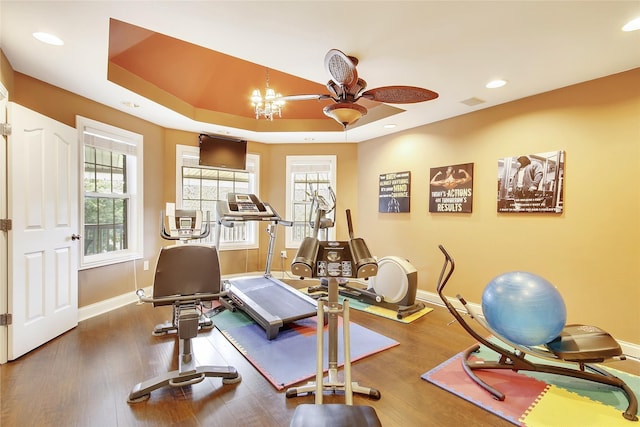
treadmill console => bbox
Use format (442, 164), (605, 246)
(224, 193), (274, 217)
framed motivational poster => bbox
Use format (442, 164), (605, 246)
(429, 163), (474, 213)
(497, 150), (564, 213)
(379, 171), (411, 213)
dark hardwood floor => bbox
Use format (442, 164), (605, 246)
(2, 282), (638, 427)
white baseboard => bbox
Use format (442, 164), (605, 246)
(78, 286), (152, 322)
(416, 290), (640, 361)
(78, 286), (639, 360)
(77, 271), (273, 321)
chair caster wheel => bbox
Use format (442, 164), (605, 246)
(369, 389), (381, 400)
(285, 389), (298, 398)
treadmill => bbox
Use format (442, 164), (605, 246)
(215, 193), (318, 340)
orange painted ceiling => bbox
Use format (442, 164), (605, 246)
(107, 18), (392, 133)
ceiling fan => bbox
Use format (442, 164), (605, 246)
(282, 49), (439, 128)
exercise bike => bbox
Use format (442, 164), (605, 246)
(128, 206), (241, 403)
(305, 186), (425, 319)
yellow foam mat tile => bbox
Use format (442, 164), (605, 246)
(520, 384), (631, 426)
(365, 304), (432, 323)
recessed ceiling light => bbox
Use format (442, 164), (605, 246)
(622, 17), (640, 32)
(383, 124), (397, 129)
(486, 79), (507, 89)
(32, 32), (64, 46)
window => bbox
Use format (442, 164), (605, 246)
(176, 145), (260, 249)
(78, 116), (143, 269)
(285, 155), (337, 248)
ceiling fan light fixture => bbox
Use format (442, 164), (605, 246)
(323, 103), (367, 128)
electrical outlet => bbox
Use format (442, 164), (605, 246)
(280, 250), (287, 259)
(143, 260), (149, 271)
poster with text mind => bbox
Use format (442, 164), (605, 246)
(429, 163), (474, 213)
(379, 171), (410, 213)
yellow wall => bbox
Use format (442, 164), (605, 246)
(1, 52), (638, 344)
(0, 50), (14, 95)
(161, 128), (358, 274)
(11, 72), (165, 306)
(357, 68), (640, 343)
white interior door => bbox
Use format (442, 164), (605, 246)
(7, 102), (79, 360)
(0, 84), (7, 363)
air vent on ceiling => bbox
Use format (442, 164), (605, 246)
(461, 97), (486, 106)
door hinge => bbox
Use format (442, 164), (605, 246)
(0, 314), (12, 326)
(0, 219), (11, 232)
(0, 122), (10, 136)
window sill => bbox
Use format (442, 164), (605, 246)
(80, 252), (143, 270)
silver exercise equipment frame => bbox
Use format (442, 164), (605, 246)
(286, 208), (381, 404)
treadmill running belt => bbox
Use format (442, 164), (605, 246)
(226, 276), (318, 339)
(233, 277), (314, 318)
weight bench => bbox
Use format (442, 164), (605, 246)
(436, 244), (638, 422)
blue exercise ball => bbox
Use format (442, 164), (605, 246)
(481, 271), (566, 346)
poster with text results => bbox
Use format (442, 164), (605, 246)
(429, 163), (474, 213)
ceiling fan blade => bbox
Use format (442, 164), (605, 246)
(278, 94), (332, 102)
(324, 49), (358, 86)
(361, 86), (439, 103)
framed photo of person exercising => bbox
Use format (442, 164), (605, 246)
(497, 150), (565, 213)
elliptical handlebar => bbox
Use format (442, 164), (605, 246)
(345, 209), (354, 239)
(436, 244), (455, 295)
(436, 245), (491, 346)
(160, 210), (211, 241)
(307, 185), (336, 235)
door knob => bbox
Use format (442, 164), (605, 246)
(71, 234), (82, 241)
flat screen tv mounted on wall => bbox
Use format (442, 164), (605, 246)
(198, 134), (247, 170)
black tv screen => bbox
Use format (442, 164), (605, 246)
(198, 134), (247, 170)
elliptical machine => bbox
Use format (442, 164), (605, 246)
(286, 208), (381, 402)
(306, 188), (425, 319)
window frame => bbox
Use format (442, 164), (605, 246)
(285, 155), (337, 248)
(175, 144), (260, 250)
(77, 116), (144, 269)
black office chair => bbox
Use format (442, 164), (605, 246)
(128, 244), (241, 403)
(290, 404), (382, 427)
(436, 244), (638, 422)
